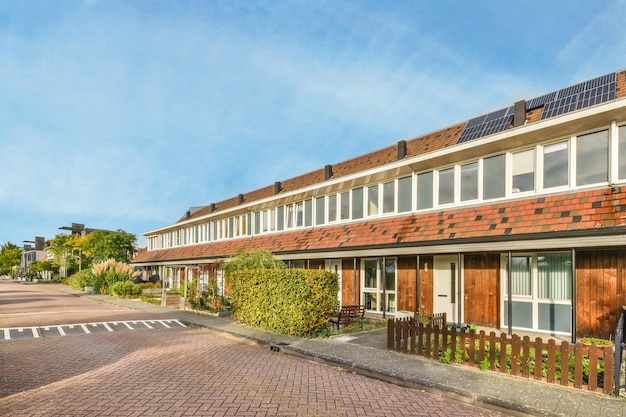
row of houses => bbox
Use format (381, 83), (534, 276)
(132, 69), (626, 341)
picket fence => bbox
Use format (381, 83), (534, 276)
(387, 318), (614, 395)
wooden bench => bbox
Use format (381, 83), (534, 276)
(329, 305), (366, 330)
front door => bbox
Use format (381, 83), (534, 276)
(434, 255), (458, 324)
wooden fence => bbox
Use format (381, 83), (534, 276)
(388, 319), (614, 395)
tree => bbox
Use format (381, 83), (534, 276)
(47, 233), (85, 275)
(82, 230), (137, 263)
(47, 229), (137, 274)
(222, 247), (286, 277)
(0, 242), (22, 267)
(0, 242), (22, 275)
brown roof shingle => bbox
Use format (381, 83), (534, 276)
(134, 186), (626, 264)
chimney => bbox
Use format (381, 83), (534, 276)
(325, 164), (333, 180)
(35, 237), (45, 251)
(514, 100), (526, 127)
(397, 140), (407, 160)
(238, 194), (244, 204)
(274, 182), (282, 195)
(185, 211), (191, 219)
(210, 203), (216, 213)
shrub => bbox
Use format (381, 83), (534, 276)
(110, 280), (142, 298)
(66, 270), (96, 291)
(229, 268), (339, 336)
(91, 259), (140, 294)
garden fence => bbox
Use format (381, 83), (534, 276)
(388, 318), (614, 395)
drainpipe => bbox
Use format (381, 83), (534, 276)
(571, 248), (576, 344)
(382, 257), (386, 320)
(457, 253), (462, 325)
(416, 255), (420, 314)
(353, 258), (357, 305)
(507, 251), (513, 336)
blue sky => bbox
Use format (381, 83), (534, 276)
(1, 0), (625, 248)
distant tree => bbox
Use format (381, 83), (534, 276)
(82, 230), (137, 263)
(47, 233), (85, 273)
(0, 242), (22, 274)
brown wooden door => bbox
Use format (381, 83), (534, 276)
(463, 254), (500, 328)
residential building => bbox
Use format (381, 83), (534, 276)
(132, 70), (626, 341)
(19, 237), (49, 279)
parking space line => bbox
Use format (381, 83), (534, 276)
(1, 319), (186, 341)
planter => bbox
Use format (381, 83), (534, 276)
(191, 309), (232, 317)
(395, 311), (414, 319)
(582, 342), (614, 353)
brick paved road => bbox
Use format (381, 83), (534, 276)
(0, 281), (506, 416)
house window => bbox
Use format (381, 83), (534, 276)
(277, 206), (284, 231)
(361, 258), (397, 313)
(382, 181), (394, 213)
(229, 218), (234, 238)
(296, 202), (303, 227)
(254, 211), (261, 235)
(262, 210), (268, 232)
(340, 191), (350, 220)
(352, 187), (363, 219)
(287, 204), (294, 228)
(304, 200), (313, 227)
(460, 162), (478, 201)
(367, 185), (379, 216)
(397, 176), (412, 212)
(503, 252), (572, 335)
(270, 208), (276, 231)
(315, 196), (325, 225)
(328, 194), (337, 222)
(543, 141), (569, 189)
(512, 149), (535, 193)
(438, 167), (454, 205)
(483, 154), (505, 200)
(619, 126), (626, 180)
(576, 129), (608, 186)
(417, 171), (433, 210)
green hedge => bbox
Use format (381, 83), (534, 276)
(229, 269), (339, 336)
(110, 280), (142, 298)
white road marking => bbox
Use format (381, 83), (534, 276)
(0, 319), (186, 341)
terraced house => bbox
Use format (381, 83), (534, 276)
(133, 69), (626, 341)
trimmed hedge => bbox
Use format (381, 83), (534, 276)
(229, 269), (339, 336)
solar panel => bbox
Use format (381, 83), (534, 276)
(456, 72), (618, 144)
(525, 92), (556, 111)
(540, 72), (616, 120)
(458, 106), (513, 143)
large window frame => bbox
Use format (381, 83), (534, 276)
(152, 124), (626, 250)
(361, 257), (397, 314)
(502, 252), (572, 335)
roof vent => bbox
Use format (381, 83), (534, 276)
(210, 203), (216, 213)
(514, 100), (526, 127)
(238, 194), (244, 204)
(325, 164), (333, 181)
(397, 140), (407, 160)
(274, 181), (282, 195)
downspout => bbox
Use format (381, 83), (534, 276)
(382, 257), (386, 320)
(458, 253), (462, 325)
(353, 258), (357, 305)
(507, 251), (513, 336)
(416, 255), (421, 314)
(571, 248), (576, 343)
